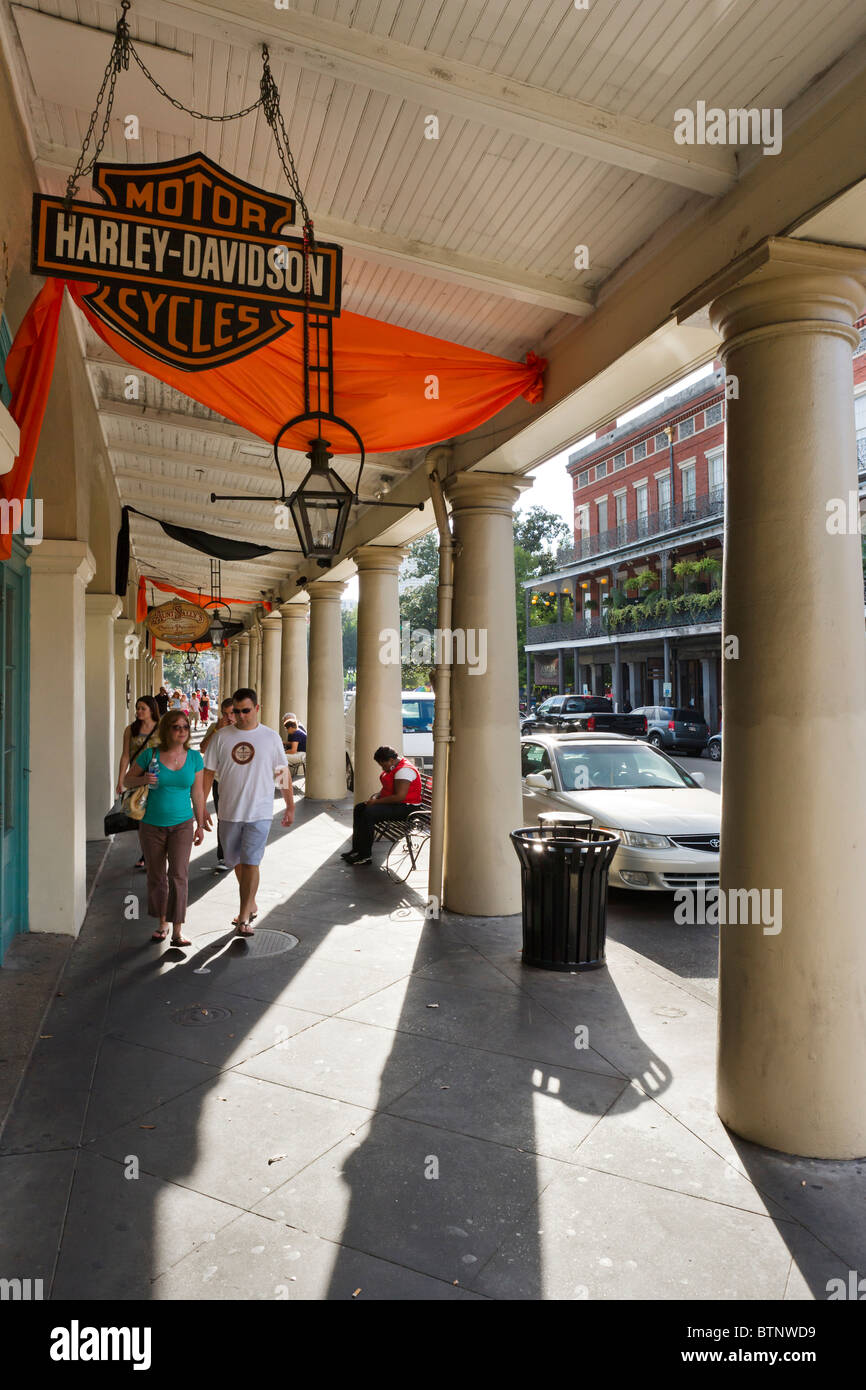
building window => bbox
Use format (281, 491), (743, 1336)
(596, 460), (607, 479)
(613, 451), (626, 470)
(577, 470), (589, 488)
(597, 497), (608, 534)
(657, 474), (671, 513)
(681, 464), (696, 506)
(615, 491), (628, 535)
(705, 402), (723, 426)
(707, 449), (724, 496)
(854, 326), (866, 357)
(633, 440), (646, 461)
(575, 504), (590, 538)
(655, 432), (668, 452)
(855, 393), (866, 436)
(679, 416), (695, 439)
(635, 483), (649, 535)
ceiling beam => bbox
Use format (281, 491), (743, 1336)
(107, 438), (414, 479)
(123, 0), (736, 195)
(95, 398), (260, 442)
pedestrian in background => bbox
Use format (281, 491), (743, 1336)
(117, 695), (160, 871)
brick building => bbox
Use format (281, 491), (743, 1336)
(524, 320), (866, 731)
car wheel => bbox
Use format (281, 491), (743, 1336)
(648, 732), (663, 748)
(346, 752), (354, 791)
(709, 740), (721, 761)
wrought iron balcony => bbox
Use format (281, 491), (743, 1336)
(527, 600), (722, 645)
(555, 488), (725, 567)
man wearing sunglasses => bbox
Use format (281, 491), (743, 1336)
(202, 686), (292, 936)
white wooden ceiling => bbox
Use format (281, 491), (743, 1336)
(4, 0), (866, 606)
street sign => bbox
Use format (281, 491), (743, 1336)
(32, 153), (342, 370)
(146, 599), (211, 644)
(663, 681), (673, 698)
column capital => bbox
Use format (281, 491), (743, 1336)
(27, 540), (95, 584)
(279, 597), (309, 618)
(351, 544), (405, 575)
(307, 580), (345, 602)
(444, 471), (531, 518)
(85, 593), (123, 620)
(676, 236), (866, 353)
(236, 632), (250, 647)
(261, 611), (282, 631)
(115, 618), (135, 639)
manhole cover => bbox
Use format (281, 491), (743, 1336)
(236, 929), (300, 958)
(172, 1004), (232, 1027)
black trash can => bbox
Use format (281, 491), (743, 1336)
(509, 825), (620, 971)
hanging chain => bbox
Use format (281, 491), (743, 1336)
(65, 0), (131, 203)
(65, 5), (313, 236)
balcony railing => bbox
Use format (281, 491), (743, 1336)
(527, 600), (722, 645)
(558, 487), (725, 567)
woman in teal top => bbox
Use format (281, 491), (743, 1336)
(125, 709), (211, 947)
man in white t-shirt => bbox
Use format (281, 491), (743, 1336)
(202, 686), (292, 935)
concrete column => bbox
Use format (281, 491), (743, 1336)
(84, 594), (123, 839)
(154, 651), (163, 693)
(625, 661), (639, 706)
(236, 632), (250, 689)
(248, 622), (261, 699)
(28, 542), (95, 935)
(557, 648), (566, 694)
(113, 619), (134, 771)
(228, 639), (239, 696)
(613, 644), (622, 711)
(353, 546), (404, 805)
(305, 581), (345, 799)
(705, 237), (866, 1156)
(260, 612), (282, 732)
(279, 599), (309, 726)
(443, 473), (528, 915)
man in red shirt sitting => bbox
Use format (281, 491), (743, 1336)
(342, 745), (422, 866)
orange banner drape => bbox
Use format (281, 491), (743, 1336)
(1, 278), (65, 561)
(64, 282), (544, 455)
(3, 277), (546, 564)
(141, 576), (265, 619)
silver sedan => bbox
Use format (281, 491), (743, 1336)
(521, 733), (720, 891)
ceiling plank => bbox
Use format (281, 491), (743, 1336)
(124, 0), (736, 194)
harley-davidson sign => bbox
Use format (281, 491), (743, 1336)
(146, 598), (212, 643)
(32, 153), (342, 369)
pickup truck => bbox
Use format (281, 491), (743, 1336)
(521, 695), (648, 738)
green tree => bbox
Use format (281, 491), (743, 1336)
(514, 505), (571, 574)
(342, 602), (357, 681)
(399, 533), (439, 684)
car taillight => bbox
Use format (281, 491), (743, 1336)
(642, 716), (648, 733)
(587, 715), (596, 730)
(668, 720), (675, 730)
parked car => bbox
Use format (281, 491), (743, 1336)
(632, 705), (708, 754)
(345, 690), (435, 791)
(521, 694), (647, 738)
(520, 732), (720, 891)
(707, 732), (721, 761)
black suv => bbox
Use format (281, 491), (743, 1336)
(632, 705), (708, 753)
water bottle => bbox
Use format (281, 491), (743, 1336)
(149, 752), (159, 784)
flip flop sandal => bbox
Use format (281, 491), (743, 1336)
(235, 921), (255, 937)
(231, 912), (258, 926)
(151, 927), (169, 941)
(171, 935), (191, 947)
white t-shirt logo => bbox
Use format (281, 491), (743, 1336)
(231, 741), (255, 765)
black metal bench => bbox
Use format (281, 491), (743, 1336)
(372, 776), (433, 882)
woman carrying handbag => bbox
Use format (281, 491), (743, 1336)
(125, 709), (210, 948)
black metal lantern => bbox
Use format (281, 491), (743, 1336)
(288, 436), (353, 561)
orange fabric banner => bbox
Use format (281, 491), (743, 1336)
(65, 281), (545, 455)
(143, 577), (263, 610)
(1, 278), (65, 561)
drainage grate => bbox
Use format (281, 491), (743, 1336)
(171, 1004), (233, 1027)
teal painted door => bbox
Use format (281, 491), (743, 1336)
(0, 539), (30, 961)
